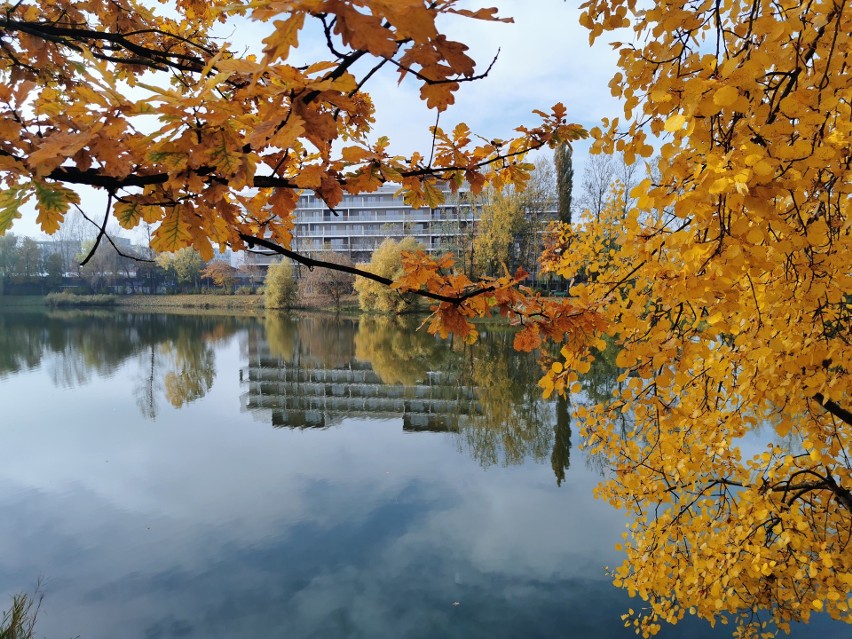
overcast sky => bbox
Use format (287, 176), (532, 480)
(11, 1), (623, 241)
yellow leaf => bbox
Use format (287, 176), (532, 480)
(420, 82), (458, 111)
(422, 180), (445, 208)
(713, 85), (739, 107)
(263, 13), (305, 61)
(664, 113), (686, 132)
(34, 181), (80, 234)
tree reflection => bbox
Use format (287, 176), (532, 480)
(455, 328), (554, 468)
(161, 331), (216, 409)
(354, 316), (447, 385)
(0, 312), (47, 377)
(135, 343), (162, 420)
(0, 310), (244, 419)
(244, 314), (587, 484)
(2, 308), (622, 483)
(264, 313), (298, 361)
(551, 395), (572, 486)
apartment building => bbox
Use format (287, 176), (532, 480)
(242, 182), (560, 284)
(244, 183), (476, 268)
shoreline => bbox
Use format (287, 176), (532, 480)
(0, 293), (361, 314)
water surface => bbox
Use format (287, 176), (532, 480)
(0, 310), (844, 638)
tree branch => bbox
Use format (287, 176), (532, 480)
(239, 233), (496, 306)
(79, 192), (112, 266)
(813, 393), (852, 426)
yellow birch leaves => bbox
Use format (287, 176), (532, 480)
(567, 0), (851, 635)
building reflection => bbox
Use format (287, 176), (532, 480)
(240, 318), (482, 431)
(241, 315), (571, 483)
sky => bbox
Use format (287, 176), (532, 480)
(10, 1), (624, 242)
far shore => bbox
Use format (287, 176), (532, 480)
(0, 293), (360, 314)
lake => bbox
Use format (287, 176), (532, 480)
(0, 310), (845, 638)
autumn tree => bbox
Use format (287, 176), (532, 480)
(472, 185), (524, 276)
(1, 1), (848, 636)
(535, 2), (852, 636)
(0, 233), (16, 293)
(43, 251), (64, 290)
(554, 143), (574, 224)
(302, 251), (355, 311)
(201, 260), (237, 292)
(264, 260), (298, 309)
(355, 237), (424, 314)
(13, 236), (40, 285)
(156, 247), (204, 292)
(473, 158), (556, 278)
(0, 0), (578, 289)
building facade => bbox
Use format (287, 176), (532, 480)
(242, 183), (559, 284)
(245, 183), (476, 268)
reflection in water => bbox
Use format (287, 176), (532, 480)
(0, 308), (579, 480)
(458, 328), (554, 468)
(0, 311), (242, 419)
(244, 314), (573, 482)
(244, 314), (478, 432)
(354, 316), (448, 385)
(552, 396), (572, 486)
(3, 313), (843, 639)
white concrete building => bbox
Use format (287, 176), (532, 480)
(245, 183), (476, 268)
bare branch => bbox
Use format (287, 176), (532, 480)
(239, 233), (496, 306)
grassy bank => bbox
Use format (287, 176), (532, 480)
(3, 292), (360, 313)
(117, 293), (266, 310)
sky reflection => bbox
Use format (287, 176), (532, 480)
(0, 312), (845, 638)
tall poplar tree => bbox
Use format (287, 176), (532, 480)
(554, 143), (574, 224)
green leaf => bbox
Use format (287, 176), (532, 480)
(34, 181), (80, 234)
(0, 186), (30, 234)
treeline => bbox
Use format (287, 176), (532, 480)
(0, 233), (251, 296)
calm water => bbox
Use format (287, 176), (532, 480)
(0, 310), (844, 638)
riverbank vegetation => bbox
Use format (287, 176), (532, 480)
(45, 292), (116, 307)
(0, 1), (848, 637)
(0, 590), (41, 639)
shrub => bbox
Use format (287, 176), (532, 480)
(355, 237), (424, 314)
(264, 260), (298, 309)
(44, 292), (116, 307)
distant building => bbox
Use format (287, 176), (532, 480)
(36, 238), (82, 264)
(209, 248), (234, 266)
(244, 183), (477, 269)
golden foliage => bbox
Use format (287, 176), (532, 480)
(264, 260), (298, 309)
(355, 236), (424, 314)
(0, 0), (581, 259)
(537, 1), (852, 635)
